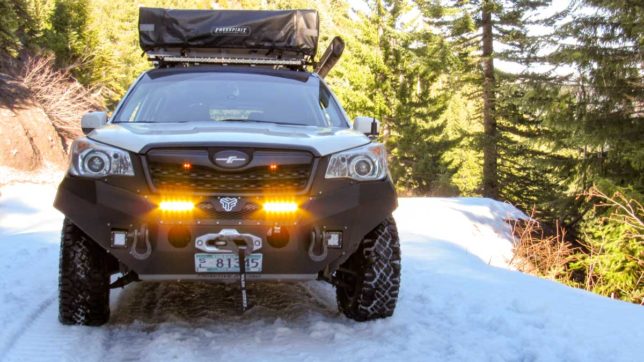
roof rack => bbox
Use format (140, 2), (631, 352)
(144, 48), (309, 69)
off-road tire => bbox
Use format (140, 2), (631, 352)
(335, 216), (401, 321)
(59, 218), (111, 326)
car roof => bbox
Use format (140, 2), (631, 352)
(145, 66), (315, 83)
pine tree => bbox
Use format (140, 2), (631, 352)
(495, 80), (578, 223)
(371, 0), (459, 195)
(0, 0), (37, 65)
(418, 0), (552, 200)
(480, 0), (498, 199)
(551, 0), (643, 194)
(46, 0), (92, 63)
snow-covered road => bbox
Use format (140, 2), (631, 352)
(0, 183), (642, 362)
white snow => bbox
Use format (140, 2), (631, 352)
(0, 183), (642, 362)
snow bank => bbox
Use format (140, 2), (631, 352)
(0, 184), (641, 362)
(395, 197), (528, 267)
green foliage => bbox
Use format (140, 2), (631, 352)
(42, 0), (99, 84)
(419, 0), (561, 201)
(495, 79), (578, 224)
(550, 0), (644, 196)
(571, 186), (644, 303)
(418, 0), (643, 303)
(46, 0), (90, 61)
(369, 0), (460, 195)
(441, 86), (482, 195)
(0, 0), (37, 61)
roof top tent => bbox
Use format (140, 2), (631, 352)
(138, 7), (343, 76)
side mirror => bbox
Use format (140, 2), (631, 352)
(353, 117), (379, 136)
(81, 111), (108, 134)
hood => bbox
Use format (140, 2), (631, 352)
(88, 122), (370, 156)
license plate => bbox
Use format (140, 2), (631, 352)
(195, 253), (263, 273)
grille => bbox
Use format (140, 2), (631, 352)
(148, 163), (312, 194)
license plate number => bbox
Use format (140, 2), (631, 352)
(195, 253), (262, 273)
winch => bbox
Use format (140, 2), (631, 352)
(195, 229), (263, 312)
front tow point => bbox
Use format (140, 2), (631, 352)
(206, 237), (252, 313)
(196, 230), (259, 313)
(238, 245), (249, 313)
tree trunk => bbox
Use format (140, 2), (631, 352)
(481, 1), (498, 199)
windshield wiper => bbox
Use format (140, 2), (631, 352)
(218, 119), (307, 126)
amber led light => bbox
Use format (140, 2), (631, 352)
(263, 201), (298, 213)
(159, 201), (194, 212)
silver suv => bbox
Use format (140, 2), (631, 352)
(54, 7), (401, 325)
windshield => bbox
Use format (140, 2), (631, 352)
(112, 70), (349, 128)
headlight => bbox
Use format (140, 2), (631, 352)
(325, 143), (387, 181)
(69, 138), (134, 177)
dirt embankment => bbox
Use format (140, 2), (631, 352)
(0, 73), (67, 172)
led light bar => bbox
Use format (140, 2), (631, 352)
(153, 56), (305, 66)
(159, 201), (194, 212)
(263, 202), (298, 213)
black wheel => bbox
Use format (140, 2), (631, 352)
(58, 218), (112, 326)
(334, 216), (401, 321)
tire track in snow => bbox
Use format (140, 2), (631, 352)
(97, 283), (164, 362)
(86, 281), (341, 362)
(2, 296), (107, 362)
(0, 294), (56, 360)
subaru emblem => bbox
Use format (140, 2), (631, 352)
(213, 150), (250, 168)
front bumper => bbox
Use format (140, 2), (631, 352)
(54, 175), (397, 281)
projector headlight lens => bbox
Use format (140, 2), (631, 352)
(352, 157), (373, 177)
(69, 138), (134, 178)
(84, 151), (110, 174)
(325, 143), (387, 181)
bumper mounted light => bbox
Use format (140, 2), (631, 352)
(159, 201), (194, 212)
(263, 201), (298, 213)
